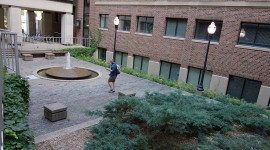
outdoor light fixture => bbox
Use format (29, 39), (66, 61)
(240, 29), (246, 38)
(75, 19), (80, 28)
(197, 22), (216, 92)
(113, 16), (119, 61)
(114, 16), (120, 26)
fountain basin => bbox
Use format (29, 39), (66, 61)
(46, 67), (92, 79)
(36, 67), (100, 81)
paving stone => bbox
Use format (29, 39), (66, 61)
(19, 56), (177, 138)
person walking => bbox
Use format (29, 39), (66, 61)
(106, 59), (118, 93)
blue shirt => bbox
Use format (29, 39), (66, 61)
(110, 63), (118, 77)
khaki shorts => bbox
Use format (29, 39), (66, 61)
(108, 76), (117, 82)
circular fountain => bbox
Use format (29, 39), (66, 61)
(35, 52), (100, 81)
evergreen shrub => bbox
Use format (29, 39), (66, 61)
(85, 92), (270, 149)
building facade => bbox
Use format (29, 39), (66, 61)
(73, 0), (270, 106)
(0, 0), (74, 44)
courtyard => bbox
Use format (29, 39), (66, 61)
(19, 55), (179, 146)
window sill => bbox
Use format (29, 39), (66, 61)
(117, 30), (131, 34)
(163, 36), (185, 41)
(99, 28), (108, 31)
(135, 32), (152, 37)
(192, 39), (219, 45)
(235, 45), (270, 52)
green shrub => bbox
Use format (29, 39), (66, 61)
(66, 47), (95, 58)
(85, 92), (270, 149)
(199, 133), (270, 150)
(3, 74), (34, 150)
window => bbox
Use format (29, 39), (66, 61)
(83, 0), (90, 38)
(115, 51), (128, 67)
(165, 18), (187, 38)
(238, 23), (270, 48)
(118, 15), (131, 31)
(137, 16), (154, 34)
(100, 14), (108, 29)
(194, 20), (223, 42)
(98, 47), (106, 61)
(187, 67), (212, 89)
(226, 75), (262, 103)
(160, 61), (180, 81)
(133, 55), (149, 73)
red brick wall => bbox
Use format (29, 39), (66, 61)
(85, 0), (270, 86)
(74, 0), (84, 38)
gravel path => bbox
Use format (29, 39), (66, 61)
(33, 127), (91, 150)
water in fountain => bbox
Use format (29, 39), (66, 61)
(65, 52), (72, 69)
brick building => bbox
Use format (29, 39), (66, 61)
(73, 0), (270, 106)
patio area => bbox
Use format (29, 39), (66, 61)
(19, 56), (178, 144)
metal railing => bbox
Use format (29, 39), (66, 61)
(0, 30), (20, 150)
(21, 35), (91, 47)
(1, 31), (20, 75)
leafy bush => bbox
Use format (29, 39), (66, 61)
(202, 89), (247, 106)
(85, 92), (270, 149)
(66, 47), (95, 58)
(3, 74), (34, 150)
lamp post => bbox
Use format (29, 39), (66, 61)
(197, 22), (216, 92)
(113, 16), (119, 61)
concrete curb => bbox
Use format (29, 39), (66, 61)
(34, 117), (102, 144)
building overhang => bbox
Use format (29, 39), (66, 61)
(95, 1), (270, 8)
(0, 0), (73, 13)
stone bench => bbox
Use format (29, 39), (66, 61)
(118, 90), (136, 98)
(44, 102), (67, 122)
(22, 54), (33, 61)
(45, 53), (55, 60)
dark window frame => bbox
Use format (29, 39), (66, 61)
(159, 61), (181, 81)
(115, 51), (128, 66)
(238, 22), (270, 48)
(100, 14), (109, 29)
(83, 0), (90, 38)
(194, 20), (223, 42)
(117, 15), (131, 31)
(186, 66), (213, 86)
(165, 18), (187, 38)
(137, 16), (154, 34)
(226, 75), (262, 103)
(133, 55), (149, 73)
(98, 47), (107, 61)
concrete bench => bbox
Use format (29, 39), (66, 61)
(118, 90), (136, 98)
(22, 54), (33, 61)
(45, 53), (55, 60)
(44, 102), (67, 122)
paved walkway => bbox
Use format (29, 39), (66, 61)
(19, 56), (178, 143)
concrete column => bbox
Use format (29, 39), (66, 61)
(148, 60), (160, 76)
(93, 49), (98, 59)
(106, 51), (113, 63)
(178, 67), (188, 83)
(127, 55), (134, 69)
(27, 10), (36, 35)
(61, 13), (73, 45)
(0, 7), (4, 29)
(8, 7), (22, 37)
(209, 75), (229, 94)
(257, 86), (270, 106)
(42, 12), (53, 36)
